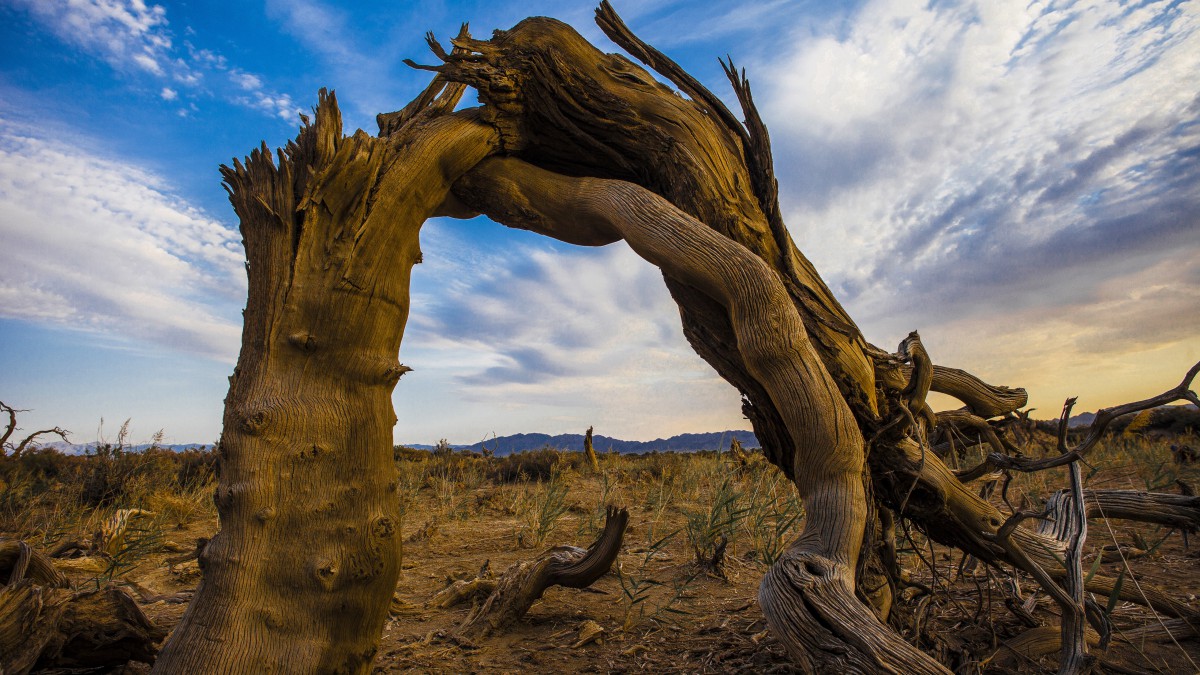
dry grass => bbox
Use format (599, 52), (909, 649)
(2, 431), (1197, 673)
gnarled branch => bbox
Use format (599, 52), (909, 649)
(459, 506), (628, 638)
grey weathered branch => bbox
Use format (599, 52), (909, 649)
(1039, 489), (1200, 535)
(1058, 399), (1091, 674)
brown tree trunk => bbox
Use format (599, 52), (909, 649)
(152, 91), (497, 672)
(454, 155), (945, 672)
(422, 7), (1199, 670)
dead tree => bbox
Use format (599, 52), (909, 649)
(0, 401), (69, 459)
(459, 506), (628, 637)
(0, 541), (164, 673)
(418, 7), (1200, 671)
(152, 6), (1200, 673)
(583, 425), (600, 472)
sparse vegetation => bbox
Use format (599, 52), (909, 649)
(1, 419), (1197, 672)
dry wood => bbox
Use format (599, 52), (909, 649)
(459, 506), (629, 638)
(149, 4), (1200, 671)
(584, 425), (600, 472)
(151, 88), (500, 673)
(1039, 490), (1200, 535)
(0, 540), (163, 674)
(1059, 422), (1091, 674)
(0, 403), (70, 459)
(453, 154), (946, 671)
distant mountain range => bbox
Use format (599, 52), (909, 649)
(32, 403), (1194, 457)
(403, 430), (760, 456)
(38, 431), (759, 457)
(1067, 412), (1096, 428)
(42, 442), (212, 455)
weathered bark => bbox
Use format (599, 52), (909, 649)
(453, 156), (944, 672)
(459, 506), (628, 638)
(1040, 489), (1200, 535)
(424, 9), (1198, 670)
(0, 541), (163, 673)
(152, 90), (498, 672)
(584, 425), (600, 472)
(1058, 455), (1091, 674)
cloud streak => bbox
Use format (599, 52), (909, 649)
(394, 225), (746, 442)
(9, 0), (302, 122)
(0, 119), (244, 361)
(754, 0), (1200, 407)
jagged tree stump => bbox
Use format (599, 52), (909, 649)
(153, 82), (500, 672)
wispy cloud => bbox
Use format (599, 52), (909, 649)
(394, 225), (747, 441)
(11, 0), (171, 74)
(754, 0), (1200, 407)
(0, 118), (244, 361)
(9, 0), (302, 121)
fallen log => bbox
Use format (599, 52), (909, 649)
(459, 506), (628, 638)
(0, 540), (165, 674)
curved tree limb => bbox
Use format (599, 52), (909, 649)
(0, 401), (19, 452)
(875, 361), (1029, 419)
(459, 506), (628, 638)
(454, 156), (946, 673)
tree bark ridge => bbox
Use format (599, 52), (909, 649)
(153, 92), (498, 674)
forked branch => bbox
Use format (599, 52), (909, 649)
(968, 359), (1200, 474)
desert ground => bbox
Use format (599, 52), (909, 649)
(2, 424), (1198, 673)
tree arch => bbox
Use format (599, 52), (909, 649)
(152, 6), (1200, 673)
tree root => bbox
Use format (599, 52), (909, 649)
(760, 546), (950, 674)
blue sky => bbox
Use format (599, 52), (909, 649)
(1, 0), (1197, 447)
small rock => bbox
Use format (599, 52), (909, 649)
(573, 619), (605, 648)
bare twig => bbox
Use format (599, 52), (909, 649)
(960, 360), (1200, 475)
(1058, 399), (1091, 674)
(11, 426), (70, 458)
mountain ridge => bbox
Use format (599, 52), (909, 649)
(403, 430), (760, 456)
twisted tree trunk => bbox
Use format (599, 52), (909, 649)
(152, 91), (498, 672)
(421, 7), (1199, 671)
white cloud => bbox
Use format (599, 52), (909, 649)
(11, 0), (300, 123)
(754, 0), (1200, 407)
(230, 70), (263, 91)
(0, 118), (244, 361)
(394, 225), (747, 442)
(12, 0), (171, 75)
